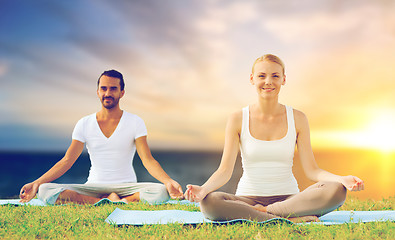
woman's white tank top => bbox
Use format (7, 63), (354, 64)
(235, 105), (300, 196)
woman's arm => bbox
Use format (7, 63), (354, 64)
(185, 111), (242, 202)
(295, 110), (364, 191)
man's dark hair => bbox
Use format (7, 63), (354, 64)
(97, 70), (125, 91)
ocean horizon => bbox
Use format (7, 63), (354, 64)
(0, 149), (393, 200)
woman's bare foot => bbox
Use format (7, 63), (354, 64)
(288, 215), (320, 223)
(252, 204), (267, 212)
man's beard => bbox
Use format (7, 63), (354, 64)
(101, 96), (119, 109)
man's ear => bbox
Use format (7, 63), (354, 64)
(120, 90), (125, 98)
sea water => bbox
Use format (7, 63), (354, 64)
(0, 150), (393, 199)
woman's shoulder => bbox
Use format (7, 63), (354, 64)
(228, 108), (244, 123)
(226, 109), (243, 132)
(290, 107), (309, 130)
(290, 107), (307, 119)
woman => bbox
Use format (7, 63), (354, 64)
(185, 54), (364, 222)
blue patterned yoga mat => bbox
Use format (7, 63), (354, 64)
(0, 198), (198, 206)
(105, 208), (395, 226)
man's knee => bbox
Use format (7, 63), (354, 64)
(37, 183), (65, 205)
(140, 183), (169, 204)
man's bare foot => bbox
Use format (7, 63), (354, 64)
(252, 204), (267, 212)
(288, 215), (320, 223)
(121, 192), (140, 204)
(106, 192), (121, 202)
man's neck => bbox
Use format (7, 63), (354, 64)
(97, 107), (123, 120)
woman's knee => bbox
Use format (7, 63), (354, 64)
(200, 192), (230, 220)
(201, 192), (227, 208)
(317, 181), (347, 207)
(328, 182), (347, 203)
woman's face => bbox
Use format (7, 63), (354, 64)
(250, 60), (286, 99)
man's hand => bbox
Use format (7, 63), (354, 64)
(19, 182), (39, 203)
(184, 184), (208, 203)
(165, 179), (184, 199)
(340, 175), (364, 191)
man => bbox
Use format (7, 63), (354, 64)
(20, 70), (183, 205)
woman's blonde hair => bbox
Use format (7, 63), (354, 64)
(251, 54), (285, 74)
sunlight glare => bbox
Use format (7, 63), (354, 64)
(353, 110), (395, 153)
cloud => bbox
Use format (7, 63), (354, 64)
(1, 0), (394, 151)
(0, 60), (8, 77)
(262, 2), (395, 45)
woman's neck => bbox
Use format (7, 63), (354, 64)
(255, 98), (282, 116)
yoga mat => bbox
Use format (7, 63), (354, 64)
(0, 198), (198, 207)
(105, 209), (395, 226)
(0, 198), (124, 206)
(0, 199), (48, 206)
(105, 208), (292, 225)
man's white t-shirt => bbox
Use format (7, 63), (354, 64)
(72, 111), (147, 184)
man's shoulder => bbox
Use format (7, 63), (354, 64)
(79, 112), (96, 121)
(122, 111), (144, 122)
(75, 113), (96, 126)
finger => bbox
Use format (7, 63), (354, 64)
(189, 191), (194, 202)
(359, 183), (365, 191)
(354, 176), (363, 183)
(184, 191), (189, 200)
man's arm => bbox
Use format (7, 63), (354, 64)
(19, 140), (84, 202)
(135, 136), (183, 199)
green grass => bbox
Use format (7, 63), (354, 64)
(0, 196), (394, 239)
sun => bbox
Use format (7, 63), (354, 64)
(352, 110), (395, 153)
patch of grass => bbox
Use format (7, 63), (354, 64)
(0, 196), (393, 239)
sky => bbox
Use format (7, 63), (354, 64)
(1, 0), (395, 152)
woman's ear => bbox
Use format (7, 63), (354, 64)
(282, 75), (286, 85)
(250, 73), (254, 85)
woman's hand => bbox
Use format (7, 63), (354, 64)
(19, 182), (39, 203)
(340, 175), (364, 191)
(165, 179), (184, 199)
(184, 185), (208, 202)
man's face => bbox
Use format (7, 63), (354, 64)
(97, 75), (125, 109)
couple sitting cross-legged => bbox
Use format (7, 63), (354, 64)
(20, 56), (364, 223)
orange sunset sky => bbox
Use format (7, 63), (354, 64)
(0, 0), (395, 153)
